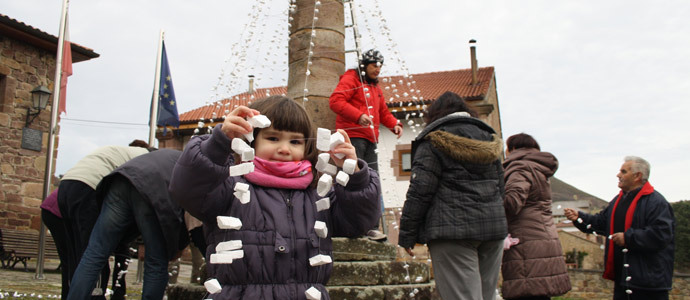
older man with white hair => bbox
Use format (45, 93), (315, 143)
(564, 156), (675, 300)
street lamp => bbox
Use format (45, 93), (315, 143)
(25, 85), (51, 127)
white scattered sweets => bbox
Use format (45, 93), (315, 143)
(229, 162), (255, 176)
(215, 240), (242, 252)
(243, 132), (254, 143)
(316, 128), (331, 151)
(309, 254), (332, 266)
(240, 148), (255, 161)
(315, 160), (328, 172)
(234, 190), (251, 204)
(210, 253), (234, 264)
(315, 154), (333, 173)
(305, 287), (321, 300)
(231, 138), (251, 153)
(335, 171), (349, 186)
(217, 216), (242, 230)
(204, 279), (222, 294)
(322, 164), (338, 176)
(557, 205), (562, 209)
(317, 174), (332, 197)
(220, 249), (244, 259)
(608, 235), (613, 239)
(415, 276), (423, 282)
(314, 221), (328, 238)
(342, 159), (357, 175)
(247, 114), (271, 128)
(329, 132), (345, 159)
(318, 153), (331, 164)
(234, 182), (250, 193)
(316, 198), (330, 212)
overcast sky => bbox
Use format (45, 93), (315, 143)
(5, 0), (689, 203)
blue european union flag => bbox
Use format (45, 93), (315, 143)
(157, 41), (180, 129)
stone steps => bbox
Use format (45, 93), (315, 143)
(331, 237), (397, 261)
(167, 237), (440, 299)
(327, 282), (438, 299)
(329, 261), (430, 286)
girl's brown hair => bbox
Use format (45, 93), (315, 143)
(248, 95), (318, 169)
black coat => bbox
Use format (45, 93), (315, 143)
(398, 112), (507, 248)
(575, 184), (675, 291)
(97, 148), (187, 260)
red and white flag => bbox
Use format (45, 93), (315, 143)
(58, 13), (72, 116)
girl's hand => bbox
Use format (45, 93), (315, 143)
(330, 129), (360, 172)
(221, 106), (260, 139)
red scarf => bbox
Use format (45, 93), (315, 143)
(602, 181), (654, 280)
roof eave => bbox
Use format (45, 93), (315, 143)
(0, 14), (99, 63)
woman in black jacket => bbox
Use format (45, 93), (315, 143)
(398, 91), (507, 300)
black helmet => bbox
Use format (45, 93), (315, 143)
(360, 49), (384, 67)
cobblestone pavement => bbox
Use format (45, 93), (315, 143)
(0, 258), (193, 299)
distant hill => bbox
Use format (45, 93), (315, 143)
(551, 177), (609, 212)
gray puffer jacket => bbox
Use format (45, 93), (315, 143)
(169, 125), (381, 300)
(399, 112), (507, 248)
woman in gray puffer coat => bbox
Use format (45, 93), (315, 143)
(398, 91), (507, 300)
(500, 133), (571, 300)
(169, 96), (381, 300)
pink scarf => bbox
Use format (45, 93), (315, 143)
(244, 157), (314, 189)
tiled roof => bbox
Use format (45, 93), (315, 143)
(0, 14), (99, 62)
(179, 67), (494, 123)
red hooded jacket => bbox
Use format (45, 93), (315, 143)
(329, 69), (400, 143)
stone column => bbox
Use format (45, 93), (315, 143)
(287, 0), (344, 130)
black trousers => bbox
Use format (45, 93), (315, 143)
(42, 209), (71, 300)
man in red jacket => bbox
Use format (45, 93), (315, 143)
(329, 49), (403, 241)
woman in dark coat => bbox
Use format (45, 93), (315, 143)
(398, 91), (507, 300)
(500, 133), (571, 299)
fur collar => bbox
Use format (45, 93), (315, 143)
(426, 131), (503, 164)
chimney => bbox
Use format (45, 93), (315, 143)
(248, 75), (255, 94)
(469, 39), (478, 85)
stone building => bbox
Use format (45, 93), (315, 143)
(0, 14), (98, 231)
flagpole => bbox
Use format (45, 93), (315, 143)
(148, 30), (164, 146)
(35, 0), (69, 280)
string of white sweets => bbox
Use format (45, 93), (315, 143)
(568, 207), (634, 295)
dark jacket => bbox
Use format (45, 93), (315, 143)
(398, 112), (507, 248)
(501, 148), (571, 298)
(169, 125), (381, 300)
(97, 148), (187, 260)
(329, 69), (400, 143)
(574, 182), (675, 291)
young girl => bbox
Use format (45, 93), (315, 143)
(170, 96), (381, 299)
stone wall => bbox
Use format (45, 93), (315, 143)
(558, 230), (605, 269)
(0, 33), (59, 231)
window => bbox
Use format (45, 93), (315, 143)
(391, 144), (411, 180)
(401, 152), (411, 173)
